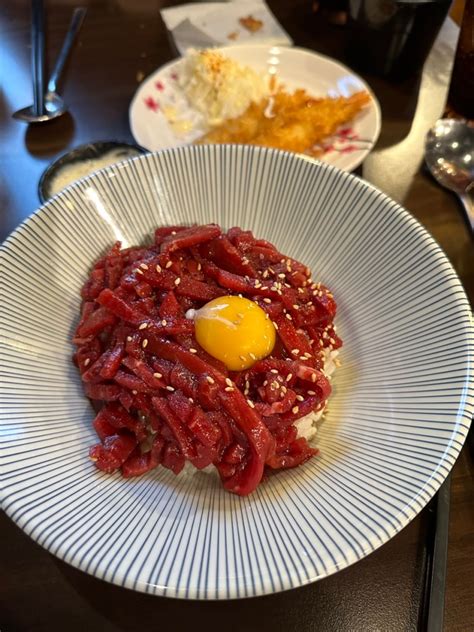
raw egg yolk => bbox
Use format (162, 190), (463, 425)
(194, 296), (276, 371)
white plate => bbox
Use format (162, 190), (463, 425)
(0, 146), (472, 600)
(129, 45), (381, 172)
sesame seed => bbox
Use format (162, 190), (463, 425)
(292, 406), (299, 414)
(293, 304), (299, 310)
(280, 258), (285, 263)
(189, 348), (197, 354)
(299, 356), (307, 361)
(291, 348), (300, 355)
(286, 313), (292, 321)
(156, 264), (162, 273)
(240, 355), (246, 361)
(132, 390), (138, 395)
(206, 376), (215, 384)
(153, 372), (162, 379)
(142, 339), (148, 348)
(161, 319), (167, 326)
(242, 257), (249, 265)
(281, 385), (287, 393)
(171, 231), (177, 235)
(277, 290), (282, 296)
(247, 399), (255, 408)
(166, 385), (175, 392)
(140, 263), (149, 270)
(174, 277), (181, 286)
(329, 338), (336, 345)
(127, 336), (133, 342)
(197, 262), (202, 271)
(270, 369), (278, 374)
(335, 359), (342, 367)
(245, 380), (250, 389)
(139, 322), (148, 330)
(268, 268), (275, 274)
(297, 287), (304, 294)
(316, 282), (321, 289)
(262, 270), (269, 278)
(278, 273), (286, 279)
(244, 389), (249, 395)
(84, 358), (90, 367)
(189, 397), (194, 403)
(311, 373), (317, 382)
(273, 321), (279, 330)
(296, 395), (304, 402)
(225, 378), (233, 387)
(238, 293), (243, 298)
(308, 390), (316, 395)
(263, 298), (271, 304)
(249, 352), (256, 360)
(254, 281), (262, 288)
(263, 380), (268, 386)
(319, 340), (324, 347)
(165, 261), (172, 269)
(225, 386), (234, 392)
(286, 373), (293, 382)
(271, 381), (279, 389)
(136, 268), (144, 275)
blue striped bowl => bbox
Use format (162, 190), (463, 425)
(1, 145), (472, 599)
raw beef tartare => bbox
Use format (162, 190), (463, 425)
(73, 224), (342, 495)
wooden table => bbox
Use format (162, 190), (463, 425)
(1, 2), (473, 631)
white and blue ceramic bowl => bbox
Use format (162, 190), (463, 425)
(0, 145), (472, 599)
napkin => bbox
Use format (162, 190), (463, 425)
(161, 0), (293, 56)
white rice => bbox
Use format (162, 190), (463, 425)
(178, 49), (269, 128)
(294, 348), (339, 442)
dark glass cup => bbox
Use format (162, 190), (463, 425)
(345, 0), (452, 79)
(447, 0), (474, 119)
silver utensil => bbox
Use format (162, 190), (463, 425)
(13, 0), (46, 120)
(13, 7), (86, 123)
(425, 119), (474, 231)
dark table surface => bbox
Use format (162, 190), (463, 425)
(1, 1), (473, 631)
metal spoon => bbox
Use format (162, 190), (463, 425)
(13, 7), (86, 123)
(425, 119), (474, 231)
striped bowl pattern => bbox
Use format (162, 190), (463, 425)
(0, 145), (472, 600)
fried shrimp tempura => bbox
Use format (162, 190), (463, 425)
(196, 89), (371, 156)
